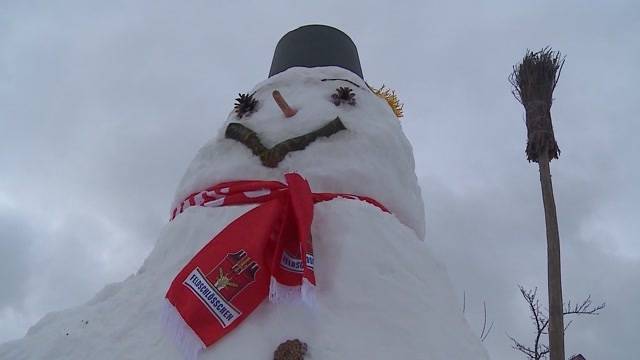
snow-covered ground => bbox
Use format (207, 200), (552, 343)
(0, 66), (489, 359)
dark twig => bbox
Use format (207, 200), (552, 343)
(224, 123), (268, 158)
(461, 291), (494, 342)
(321, 78), (362, 88)
(462, 291), (466, 314)
(480, 301), (494, 342)
(564, 296), (606, 316)
(225, 118), (347, 168)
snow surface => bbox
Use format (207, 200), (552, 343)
(0, 66), (489, 359)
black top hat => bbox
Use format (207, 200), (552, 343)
(269, 25), (364, 79)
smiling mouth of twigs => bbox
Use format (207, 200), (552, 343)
(225, 117), (347, 168)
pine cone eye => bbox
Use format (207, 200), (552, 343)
(331, 87), (356, 106)
(234, 92), (259, 118)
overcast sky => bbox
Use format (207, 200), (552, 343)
(1, 1), (638, 358)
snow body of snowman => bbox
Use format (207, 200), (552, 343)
(0, 25), (489, 360)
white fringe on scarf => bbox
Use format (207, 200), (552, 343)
(162, 298), (205, 360)
(269, 277), (316, 308)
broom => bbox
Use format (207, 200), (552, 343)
(510, 48), (566, 360)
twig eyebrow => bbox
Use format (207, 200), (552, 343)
(321, 78), (362, 88)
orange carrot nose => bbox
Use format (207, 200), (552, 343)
(272, 90), (297, 118)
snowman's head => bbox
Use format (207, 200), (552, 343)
(174, 25), (425, 239)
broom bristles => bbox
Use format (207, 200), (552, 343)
(510, 48), (565, 163)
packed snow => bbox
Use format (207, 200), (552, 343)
(0, 66), (489, 359)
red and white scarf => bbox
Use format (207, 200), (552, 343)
(163, 173), (387, 359)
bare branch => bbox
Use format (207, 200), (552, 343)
(509, 335), (539, 359)
(564, 319), (574, 332)
(510, 286), (605, 359)
(563, 295), (606, 316)
(462, 291), (466, 314)
(482, 321), (494, 343)
(480, 301), (487, 339)
(461, 291), (494, 342)
(519, 286), (542, 334)
(480, 301), (494, 342)
(540, 344), (550, 358)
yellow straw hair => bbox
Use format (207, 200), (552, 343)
(368, 84), (404, 118)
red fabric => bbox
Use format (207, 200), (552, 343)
(165, 173), (387, 347)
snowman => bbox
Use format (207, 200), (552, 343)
(0, 25), (489, 360)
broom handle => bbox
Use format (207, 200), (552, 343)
(538, 153), (565, 360)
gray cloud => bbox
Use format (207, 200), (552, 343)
(0, 209), (35, 309)
(1, 1), (638, 358)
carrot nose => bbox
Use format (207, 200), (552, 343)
(272, 90), (297, 118)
